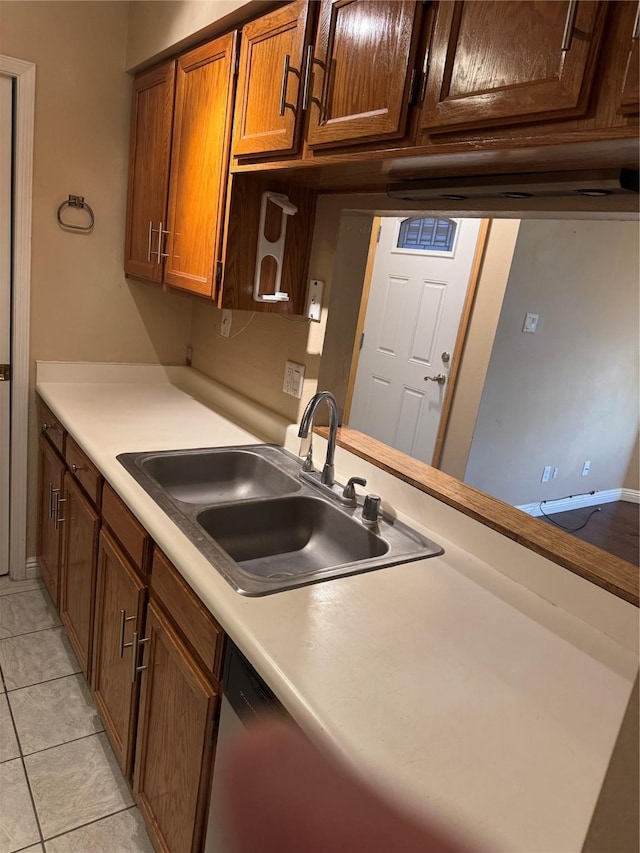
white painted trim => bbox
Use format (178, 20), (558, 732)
(517, 488), (640, 517)
(1, 56), (35, 581)
(25, 557), (41, 579)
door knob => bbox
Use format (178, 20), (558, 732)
(424, 374), (446, 385)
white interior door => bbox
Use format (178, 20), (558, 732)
(349, 216), (481, 465)
(0, 74), (12, 575)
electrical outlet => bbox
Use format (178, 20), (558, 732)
(283, 360), (305, 398)
(522, 312), (539, 334)
(581, 460), (591, 477)
(220, 310), (232, 337)
(541, 465), (552, 483)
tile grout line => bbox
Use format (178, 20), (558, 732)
(0, 622), (64, 642)
(4, 668), (83, 693)
(40, 804), (139, 845)
(16, 728), (107, 761)
(2, 669), (47, 848)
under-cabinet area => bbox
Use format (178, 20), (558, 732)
(29, 364), (639, 853)
(35, 395), (225, 853)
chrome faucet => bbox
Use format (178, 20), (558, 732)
(298, 390), (339, 486)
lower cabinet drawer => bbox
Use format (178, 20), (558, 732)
(66, 435), (102, 507)
(102, 484), (151, 577)
(151, 548), (224, 679)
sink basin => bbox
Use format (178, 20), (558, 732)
(117, 444), (443, 595)
(140, 448), (301, 505)
(197, 495), (389, 579)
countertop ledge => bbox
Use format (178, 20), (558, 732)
(35, 362), (639, 853)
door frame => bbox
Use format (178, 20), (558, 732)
(0, 55), (35, 580)
(344, 215), (489, 469)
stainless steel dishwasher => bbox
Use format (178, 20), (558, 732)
(204, 640), (281, 852)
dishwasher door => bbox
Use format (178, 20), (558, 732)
(205, 641), (280, 852)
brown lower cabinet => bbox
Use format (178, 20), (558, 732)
(92, 528), (147, 779)
(37, 433), (65, 606)
(59, 472), (100, 678)
(37, 407), (226, 852)
(134, 599), (219, 853)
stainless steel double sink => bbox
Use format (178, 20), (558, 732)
(117, 444), (443, 596)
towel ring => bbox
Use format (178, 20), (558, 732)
(57, 195), (95, 232)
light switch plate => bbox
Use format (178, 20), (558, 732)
(283, 360), (305, 398)
(221, 309), (232, 337)
(522, 312), (539, 334)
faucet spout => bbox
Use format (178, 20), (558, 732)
(298, 391), (339, 486)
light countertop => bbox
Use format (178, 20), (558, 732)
(36, 362), (639, 853)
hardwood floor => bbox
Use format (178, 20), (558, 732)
(541, 501), (639, 566)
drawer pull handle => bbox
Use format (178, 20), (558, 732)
(71, 463), (86, 474)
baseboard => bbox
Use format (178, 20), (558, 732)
(517, 488), (640, 517)
(25, 557), (41, 579)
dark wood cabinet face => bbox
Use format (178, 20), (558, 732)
(60, 473), (99, 678)
(306, 0), (421, 147)
(124, 61), (175, 283)
(420, 1), (607, 133)
(233, 0), (312, 157)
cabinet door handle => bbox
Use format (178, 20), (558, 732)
(279, 54), (291, 116)
(157, 221), (169, 261)
(562, 0), (579, 51)
(301, 44), (314, 111)
(118, 609), (137, 658)
(50, 487), (61, 520)
(54, 493), (66, 528)
(131, 631), (150, 683)
(71, 463), (86, 474)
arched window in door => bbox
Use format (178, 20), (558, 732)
(395, 216), (458, 254)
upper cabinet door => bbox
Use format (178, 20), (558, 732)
(233, 0), (313, 158)
(164, 33), (237, 297)
(124, 61), (175, 283)
(306, 0), (422, 148)
(420, 1), (607, 133)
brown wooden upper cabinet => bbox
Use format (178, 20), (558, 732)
(124, 34), (237, 298)
(420, 1), (608, 133)
(164, 34), (237, 296)
(232, 0), (313, 158)
(124, 61), (175, 284)
(306, 0), (423, 148)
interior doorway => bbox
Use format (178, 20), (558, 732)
(346, 215), (487, 467)
(0, 73), (12, 575)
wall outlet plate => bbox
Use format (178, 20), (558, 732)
(541, 465), (552, 483)
(283, 360), (305, 398)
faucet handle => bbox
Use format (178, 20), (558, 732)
(362, 494), (381, 524)
(342, 476), (367, 502)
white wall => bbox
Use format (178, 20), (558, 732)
(2, 1), (192, 555)
(465, 220), (639, 506)
(126, 0), (262, 70)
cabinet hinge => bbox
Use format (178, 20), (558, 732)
(215, 261), (223, 288)
(210, 717), (218, 747)
(376, 225), (382, 243)
(359, 331), (365, 351)
(234, 48), (240, 77)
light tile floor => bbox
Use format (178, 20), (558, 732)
(0, 576), (154, 853)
